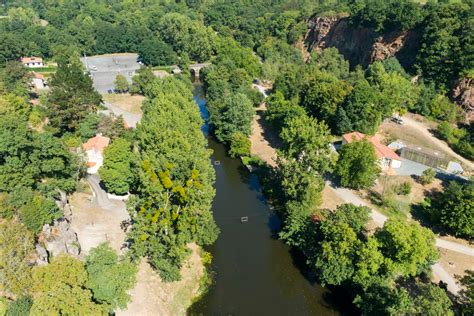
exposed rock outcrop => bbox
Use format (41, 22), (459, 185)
(452, 77), (474, 122)
(35, 219), (80, 264)
(304, 15), (421, 69)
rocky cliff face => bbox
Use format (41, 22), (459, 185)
(452, 77), (474, 122)
(304, 16), (421, 69)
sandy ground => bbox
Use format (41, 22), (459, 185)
(249, 103), (280, 167)
(379, 113), (474, 171)
(117, 243), (204, 316)
(70, 192), (129, 255)
(102, 93), (145, 114)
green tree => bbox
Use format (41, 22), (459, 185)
(419, 168), (436, 185)
(86, 243), (137, 311)
(114, 74), (129, 93)
(413, 284), (453, 316)
(138, 38), (177, 66)
(5, 296), (33, 316)
(31, 254), (106, 316)
(336, 139), (381, 189)
(0, 220), (34, 297)
(438, 181), (474, 238)
(265, 91), (306, 130)
(375, 219), (438, 277)
(354, 283), (415, 316)
(47, 56), (101, 133)
(19, 194), (62, 233)
(213, 93), (254, 143)
(460, 270), (474, 315)
(99, 138), (134, 195)
(335, 80), (382, 135)
(300, 71), (352, 126)
(310, 220), (359, 286)
(228, 132), (251, 158)
(279, 115), (336, 176)
(130, 67), (155, 95)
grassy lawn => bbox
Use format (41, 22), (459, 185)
(363, 175), (442, 220)
(102, 93), (145, 114)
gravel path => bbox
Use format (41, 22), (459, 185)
(326, 181), (474, 294)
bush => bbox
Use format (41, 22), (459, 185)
(419, 168), (436, 185)
(19, 194), (61, 233)
(229, 132), (251, 158)
(6, 296), (33, 316)
(396, 182), (412, 195)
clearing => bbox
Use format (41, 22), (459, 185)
(70, 176), (205, 315)
(118, 243), (204, 316)
(102, 93), (144, 114)
(249, 103), (281, 167)
(379, 113), (474, 171)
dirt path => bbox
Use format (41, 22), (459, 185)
(249, 103), (281, 167)
(402, 115), (474, 170)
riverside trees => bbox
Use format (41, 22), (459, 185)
(127, 77), (218, 281)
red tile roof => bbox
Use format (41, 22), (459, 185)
(342, 132), (400, 160)
(21, 57), (43, 64)
(82, 135), (110, 152)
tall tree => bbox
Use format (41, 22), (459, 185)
(47, 56), (101, 133)
(85, 243), (137, 311)
(336, 139), (381, 189)
(31, 254), (107, 315)
(0, 220), (34, 297)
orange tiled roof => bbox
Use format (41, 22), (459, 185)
(21, 57), (43, 64)
(82, 135), (110, 152)
(342, 132), (400, 160)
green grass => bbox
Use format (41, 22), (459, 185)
(29, 66), (57, 73)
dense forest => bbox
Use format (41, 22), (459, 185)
(0, 0), (473, 315)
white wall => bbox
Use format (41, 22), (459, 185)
(86, 149), (103, 174)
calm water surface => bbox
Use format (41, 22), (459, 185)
(189, 84), (341, 316)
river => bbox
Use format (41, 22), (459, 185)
(189, 84), (342, 315)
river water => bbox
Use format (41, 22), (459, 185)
(189, 84), (341, 315)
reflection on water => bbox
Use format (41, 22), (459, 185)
(189, 84), (341, 316)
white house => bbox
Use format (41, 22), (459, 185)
(82, 135), (110, 174)
(342, 132), (402, 169)
(21, 57), (44, 68)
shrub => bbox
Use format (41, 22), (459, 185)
(419, 168), (436, 185)
(229, 132), (251, 158)
(6, 296), (33, 316)
(19, 194), (61, 233)
(396, 182), (412, 195)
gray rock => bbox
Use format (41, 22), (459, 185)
(38, 219), (81, 259)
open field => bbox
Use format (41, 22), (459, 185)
(117, 244), (204, 316)
(102, 93), (144, 114)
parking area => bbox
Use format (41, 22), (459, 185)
(80, 53), (140, 93)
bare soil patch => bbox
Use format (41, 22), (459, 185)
(102, 93), (145, 114)
(117, 243), (204, 316)
(437, 248), (474, 281)
(321, 185), (345, 210)
(69, 192), (129, 255)
(249, 104), (281, 167)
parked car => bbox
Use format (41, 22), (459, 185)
(90, 65), (97, 71)
(391, 117), (404, 125)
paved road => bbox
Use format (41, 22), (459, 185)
(327, 181), (474, 294)
(403, 116), (474, 170)
(101, 101), (141, 128)
(87, 174), (115, 209)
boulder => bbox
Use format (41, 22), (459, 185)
(37, 219), (81, 259)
